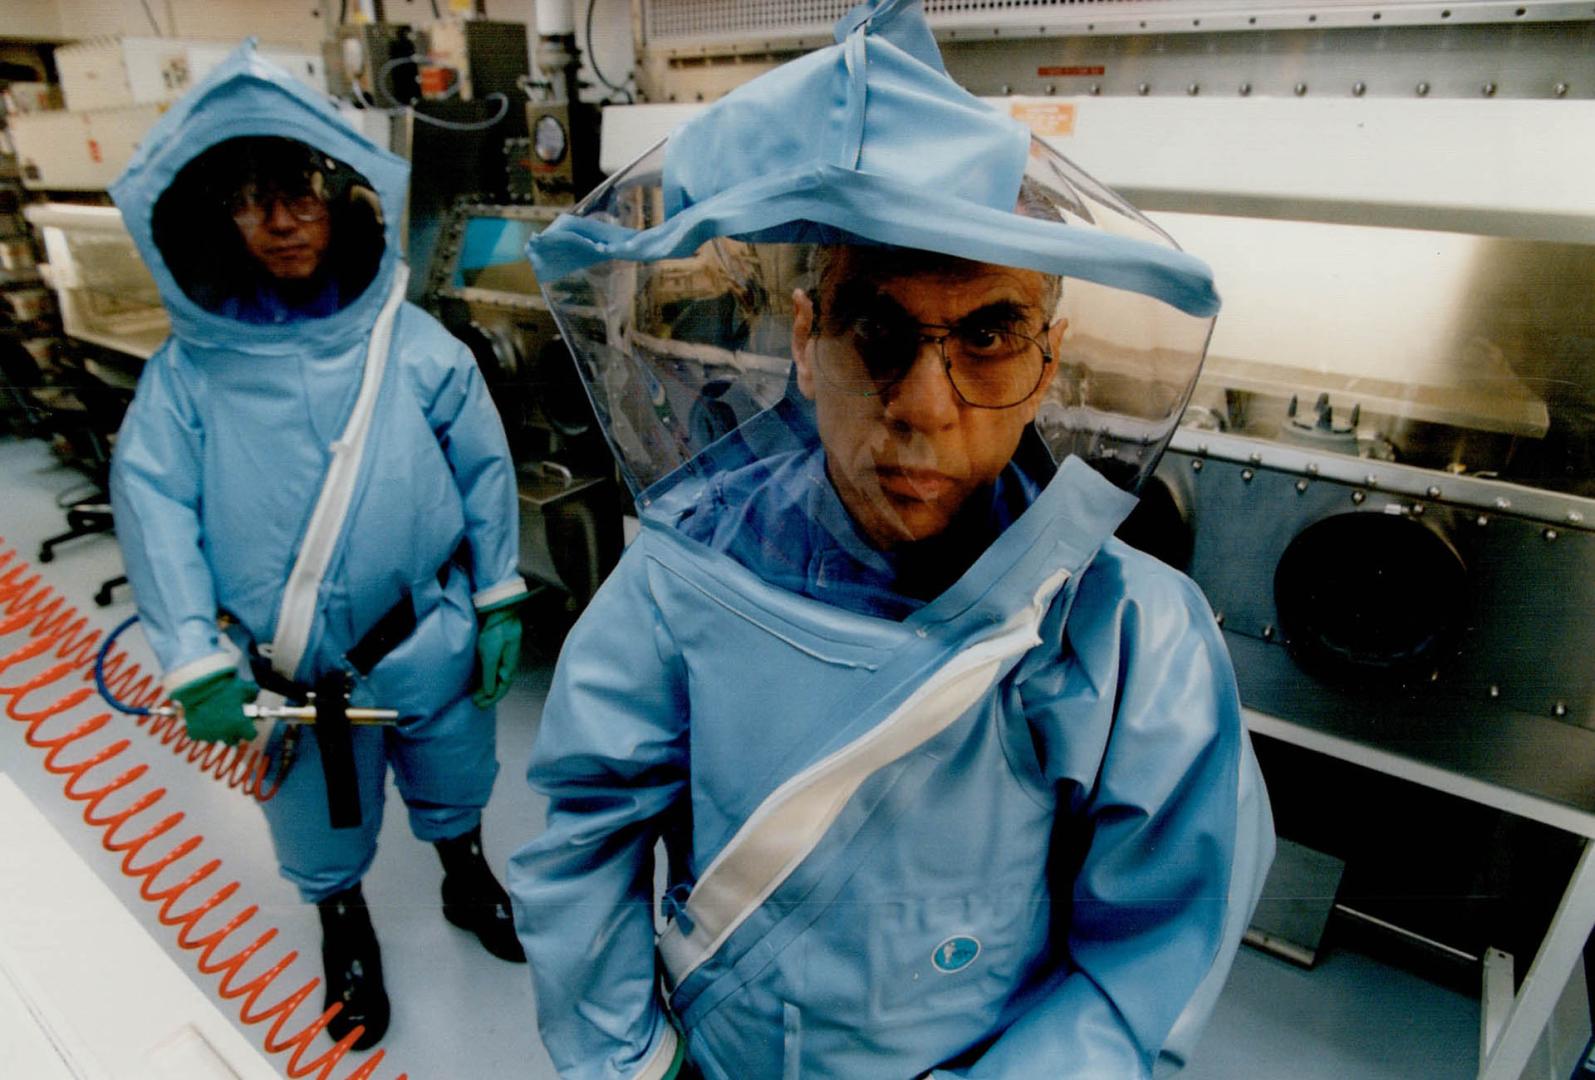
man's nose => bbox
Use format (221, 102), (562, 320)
(263, 198), (299, 231)
(882, 339), (960, 427)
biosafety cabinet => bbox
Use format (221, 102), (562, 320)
(616, 3), (1595, 1077)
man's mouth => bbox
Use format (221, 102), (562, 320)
(875, 465), (958, 503)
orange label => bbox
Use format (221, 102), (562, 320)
(87, 138), (102, 163)
(1009, 101), (1076, 137)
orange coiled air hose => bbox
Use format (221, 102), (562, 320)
(0, 541), (408, 1080)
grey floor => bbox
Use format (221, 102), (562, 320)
(0, 433), (1481, 1078)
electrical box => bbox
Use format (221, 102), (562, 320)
(421, 20), (530, 102)
(55, 37), (324, 112)
(9, 104), (169, 190)
(323, 23), (421, 104)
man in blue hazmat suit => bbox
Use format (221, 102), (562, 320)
(108, 42), (528, 1051)
(508, 2), (1274, 1077)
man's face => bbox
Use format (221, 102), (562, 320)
(792, 259), (1064, 550)
(232, 182), (332, 280)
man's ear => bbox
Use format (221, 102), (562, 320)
(1033, 316), (1068, 400)
(1047, 316), (1068, 361)
(791, 288), (818, 400)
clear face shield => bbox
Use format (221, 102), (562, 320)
(538, 136), (1214, 600)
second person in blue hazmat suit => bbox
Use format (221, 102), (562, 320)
(507, 2), (1275, 1078)
(108, 43), (528, 1051)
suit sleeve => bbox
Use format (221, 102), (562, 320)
(426, 336), (526, 610)
(109, 346), (232, 691)
(939, 565), (1275, 1079)
(506, 550), (689, 1080)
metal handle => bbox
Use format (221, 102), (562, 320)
(151, 704), (400, 725)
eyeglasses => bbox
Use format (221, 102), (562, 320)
(227, 186), (329, 229)
(823, 314), (1054, 409)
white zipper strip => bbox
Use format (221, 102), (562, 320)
(657, 569), (1071, 991)
(268, 265), (409, 681)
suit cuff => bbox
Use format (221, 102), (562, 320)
(633, 1024), (680, 1080)
(473, 577), (529, 612)
(163, 651), (235, 696)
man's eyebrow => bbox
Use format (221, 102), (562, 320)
(955, 300), (1034, 327)
(826, 282), (911, 324)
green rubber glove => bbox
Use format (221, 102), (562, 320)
(471, 606), (522, 708)
(169, 669), (256, 746)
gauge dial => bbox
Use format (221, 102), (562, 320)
(534, 114), (568, 165)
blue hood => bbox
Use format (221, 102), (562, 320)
(528, 0), (1219, 318)
(111, 39), (410, 356)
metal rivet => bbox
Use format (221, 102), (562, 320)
(1306, 463), (1320, 476)
(1000, 84), (1012, 95)
(1411, 503), (1425, 516)
(1295, 479), (1309, 493)
(1045, 84), (1056, 95)
(1261, 625), (1276, 641)
(1088, 83), (1102, 95)
(1137, 82), (1151, 96)
(1494, 497), (1511, 510)
(1489, 685), (1501, 699)
(1241, 468), (1255, 482)
(1553, 702), (1568, 718)
(1481, 81), (1497, 97)
(1239, 82), (1253, 96)
(1426, 485), (1442, 498)
(1351, 491), (1366, 505)
(1294, 82), (1309, 96)
(1544, 528), (1559, 541)
(1476, 514), (1489, 527)
(1353, 81), (1367, 96)
(1554, 82), (1570, 97)
(1416, 81), (1431, 96)
(1191, 458), (1204, 472)
(1249, 452), (1264, 465)
(1569, 511), (1585, 525)
(1365, 474), (1379, 488)
(1187, 82), (1201, 96)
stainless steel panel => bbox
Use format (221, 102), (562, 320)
(1154, 442), (1595, 757)
(1168, 214), (1595, 498)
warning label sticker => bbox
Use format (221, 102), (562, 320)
(1009, 100), (1077, 137)
(1038, 65), (1106, 78)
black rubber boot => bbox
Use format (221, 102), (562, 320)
(316, 883), (390, 1049)
(434, 825), (526, 962)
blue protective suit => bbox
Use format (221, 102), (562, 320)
(508, 403), (1274, 1079)
(109, 42), (526, 901)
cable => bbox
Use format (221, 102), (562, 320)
(94, 613), (155, 715)
(375, 54), (420, 108)
(139, 0), (164, 36)
(0, 541), (399, 1077)
(375, 53), (511, 130)
(585, 0), (636, 100)
(410, 92), (511, 131)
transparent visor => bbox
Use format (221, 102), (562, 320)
(539, 138), (1214, 614)
(151, 135), (385, 319)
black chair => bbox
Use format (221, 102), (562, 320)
(2, 333), (133, 605)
